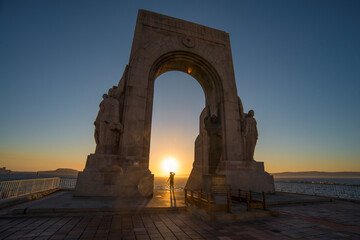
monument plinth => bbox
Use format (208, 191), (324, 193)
(74, 154), (153, 197)
(75, 9), (274, 197)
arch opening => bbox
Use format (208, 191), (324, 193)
(149, 71), (205, 179)
(145, 51), (227, 191)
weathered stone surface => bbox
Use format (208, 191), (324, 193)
(75, 9), (275, 197)
(74, 154), (153, 197)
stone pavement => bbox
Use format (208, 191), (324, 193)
(0, 191), (185, 216)
(0, 191), (359, 239)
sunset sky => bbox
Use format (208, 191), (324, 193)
(1, 0), (359, 176)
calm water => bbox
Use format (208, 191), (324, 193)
(274, 177), (360, 185)
(274, 177), (360, 200)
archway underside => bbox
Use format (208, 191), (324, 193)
(150, 51), (223, 117)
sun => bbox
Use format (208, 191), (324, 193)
(161, 157), (178, 174)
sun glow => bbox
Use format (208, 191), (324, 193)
(161, 157), (178, 174)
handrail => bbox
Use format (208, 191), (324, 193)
(0, 177), (60, 200)
(184, 188), (231, 213)
(231, 189), (267, 211)
(59, 178), (77, 190)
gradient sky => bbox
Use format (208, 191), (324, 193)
(0, 0), (359, 175)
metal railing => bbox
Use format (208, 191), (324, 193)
(275, 181), (360, 200)
(59, 178), (77, 190)
(184, 189), (232, 213)
(0, 177), (60, 200)
(230, 189), (267, 211)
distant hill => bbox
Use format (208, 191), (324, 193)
(0, 167), (12, 174)
(271, 171), (360, 178)
(39, 168), (78, 175)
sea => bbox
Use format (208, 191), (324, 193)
(274, 177), (360, 200)
(1, 173), (359, 200)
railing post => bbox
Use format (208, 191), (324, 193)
(190, 190), (194, 205)
(207, 193), (211, 210)
(335, 185), (339, 198)
(246, 192), (250, 211)
(184, 189), (187, 204)
(8, 182), (13, 198)
(31, 179), (35, 194)
(227, 191), (231, 213)
(3, 182), (8, 199)
(312, 184), (315, 195)
(0, 182), (3, 199)
(250, 190), (253, 202)
(262, 192), (267, 210)
(15, 181), (21, 197)
(7, 182), (12, 198)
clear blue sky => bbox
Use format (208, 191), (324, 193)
(0, 0), (359, 173)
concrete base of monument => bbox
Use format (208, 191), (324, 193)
(186, 171), (230, 204)
(185, 170), (226, 190)
(224, 160), (275, 193)
(74, 154), (154, 197)
(226, 170), (275, 193)
(186, 161), (275, 194)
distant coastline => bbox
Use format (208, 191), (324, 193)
(271, 171), (360, 178)
(38, 168), (79, 175)
(0, 167), (12, 174)
(2, 168), (360, 179)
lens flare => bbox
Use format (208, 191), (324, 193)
(161, 157), (178, 173)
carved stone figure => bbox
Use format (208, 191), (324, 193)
(94, 90), (123, 154)
(238, 97), (247, 159)
(243, 110), (258, 161)
(204, 113), (222, 174)
(238, 97), (245, 120)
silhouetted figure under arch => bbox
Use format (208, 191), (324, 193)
(168, 172), (175, 193)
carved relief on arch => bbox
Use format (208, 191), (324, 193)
(181, 36), (196, 48)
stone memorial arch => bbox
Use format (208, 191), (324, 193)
(74, 10), (274, 197)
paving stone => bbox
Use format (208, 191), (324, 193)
(0, 200), (359, 240)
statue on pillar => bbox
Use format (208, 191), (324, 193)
(243, 110), (258, 161)
(94, 87), (123, 154)
(204, 112), (222, 174)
